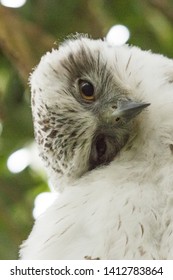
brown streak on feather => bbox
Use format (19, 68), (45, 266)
(136, 81), (142, 88)
(84, 256), (100, 260)
(125, 233), (129, 245)
(132, 205), (136, 213)
(125, 54), (132, 71)
(55, 215), (69, 224)
(166, 219), (170, 227)
(140, 223), (144, 237)
(59, 223), (74, 237)
(117, 216), (122, 230)
(169, 144), (173, 154)
(56, 203), (69, 210)
(48, 63), (58, 75)
(138, 246), (146, 256)
(43, 234), (57, 245)
(151, 209), (157, 220)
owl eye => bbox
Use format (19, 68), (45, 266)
(78, 79), (95, 101)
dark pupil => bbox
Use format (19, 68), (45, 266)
(81, 82), (94, 96)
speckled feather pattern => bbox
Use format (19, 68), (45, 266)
(20, 36), (173, 259)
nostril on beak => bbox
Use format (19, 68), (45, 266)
(115, 117), (120, 122)
(111, 105), (117, 110)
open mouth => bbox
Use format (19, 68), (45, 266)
(89, 133), (119, 171)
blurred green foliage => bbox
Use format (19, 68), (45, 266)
(0, 0), (173, 259)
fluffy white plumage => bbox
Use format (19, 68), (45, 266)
(20, 35), (173, 259)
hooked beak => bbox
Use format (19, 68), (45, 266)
(100, 99), (150, 125)
(112, 100), (150, 121)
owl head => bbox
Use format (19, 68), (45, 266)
(30, 35), (149, 190)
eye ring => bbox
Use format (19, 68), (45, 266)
(78, 79), (95, 102)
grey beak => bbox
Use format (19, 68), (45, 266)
(113, 100), (150, 121)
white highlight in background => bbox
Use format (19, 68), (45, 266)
(0, 0), (27, 8)
(7, 148), (31, 173)
(106, 25), (130, 46)
(7, 143), (45, 174)
(33, 192), (59, 219)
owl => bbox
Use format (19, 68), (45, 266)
(20, 35), (173, 259)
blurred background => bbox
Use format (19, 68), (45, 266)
(0, 0), (173, 260)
